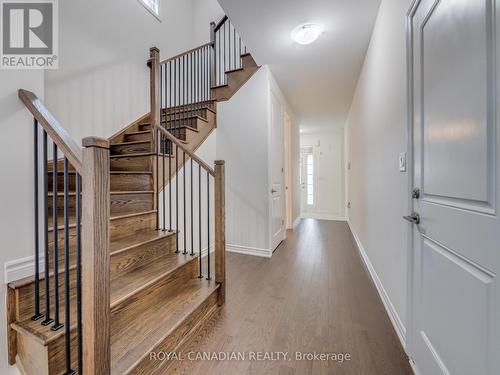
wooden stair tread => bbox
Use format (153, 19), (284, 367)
(110, 279), (218, 374)
(225, 67), (244, 74)
(11, 253), (195, 346)
(163, 114), (208, 123)
(211, 83), (229, 89)
(48, 209), (157, 232)
(164, 125), (199, 132)
(110, 228), (175, 254)
(49, 170), (152, 175)
(110, 253), (194, 308)
(126, 130), (151, 136)
(110, 152), (155, 159)
(9, 229), (175, 290)
(48, 190), (153, 196)
(111, 140), (151, 146)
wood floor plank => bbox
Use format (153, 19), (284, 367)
(165, 219), (412, 375)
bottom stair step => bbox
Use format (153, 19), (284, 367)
(111, 279), (219, 375)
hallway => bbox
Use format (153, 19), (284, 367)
(169, 219), (412, 374)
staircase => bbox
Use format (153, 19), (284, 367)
(8, 15), (258, 375)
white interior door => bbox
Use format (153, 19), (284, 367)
(270, 92), (285, 250)
(300, 153), (308, 211)
(408, 1), (500, 374)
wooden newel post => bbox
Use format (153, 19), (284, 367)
(149, 46), (160, 152)
(82, 137), (110, 375)
(214, 160), (226, 305)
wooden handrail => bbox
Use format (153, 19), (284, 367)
(214, 15), (228, 32)
(154, 124), (215, 176)
(159, 42), (212, 65)
(18, 89), (83, 173)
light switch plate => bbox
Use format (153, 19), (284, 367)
(399, 152), (407, 172)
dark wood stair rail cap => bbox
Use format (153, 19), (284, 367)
(18, 89), (83, 173)
(155, 124), (215, 177)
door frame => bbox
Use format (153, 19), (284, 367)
(268, 89), (286, 251)
(284, 112), (293, 229)
(405, 0), (419, 363)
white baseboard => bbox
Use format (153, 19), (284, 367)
(226, 244), (272, 258)
(4, 255), (43, 284)
(301, 213), (346, 221)
(292, 217), (301, 231)
(347, 221), (407, 349)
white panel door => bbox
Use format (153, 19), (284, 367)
(408, 1), (500, 374)
(270, 92), (285, 250)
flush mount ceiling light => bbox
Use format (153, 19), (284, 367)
(291, 23), (323, 45)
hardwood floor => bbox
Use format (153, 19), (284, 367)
(166, 219), (412, 375)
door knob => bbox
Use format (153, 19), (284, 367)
(271, 189), (277, 194)
(403, 212), (420, 224)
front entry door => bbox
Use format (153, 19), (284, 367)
(408, 1), (500, 374)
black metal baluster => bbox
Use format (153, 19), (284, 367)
(162, 132), (166, 231)
(174, 59), (177, 136)
(175, 144), (179, 253)
(190, 158), (194, 256)
(169, 62), (173, 232)
(51, 144), (63, 331)
(183, 55), (186, 129)
(195, 49), (199, 110)
(169, 138), (172, 231)
(156, 128), (159, 230)
(42, 132), (53, 326)
(206, 171), (211, 280)
(229, 21), (232, 71)
(239, 36), (242, 68)
(177, 57), (181, 139)
(218, 30), (221, 86)
(32, 119), (43, 321)
(76, 173), (82, 374)
(183, 151), (187, 254)
(198, 163), (202, 278)
(63, 157), (72, 373)
(170, 61), (173, 130)
(224, 23), (226, 84)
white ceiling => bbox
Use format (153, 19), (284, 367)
(218, 0), (381, 130)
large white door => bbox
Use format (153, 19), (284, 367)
(408, 1), (500, 374)
(270, 92), (285, 250)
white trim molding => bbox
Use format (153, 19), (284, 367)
(301, 213), (346, 221)
(226, 244), (272, 258)
(4, 255), (43, 284)
(348, 221), (407, 348)
(292, 217), (301, 231)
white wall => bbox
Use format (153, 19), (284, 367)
(216, 67), (270, 254)
(192, 0), (225, 46)
(345, 0), (411, 345)
(268, 69), (301, 230)
(215, 66), (299, 256)
(45, 0), (222, 142)
(0, 70), (44, 374)
(301, 130), (345, 220)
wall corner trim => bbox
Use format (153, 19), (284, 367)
(226, 244), (272, 258)
(347, 221), (407, 349)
